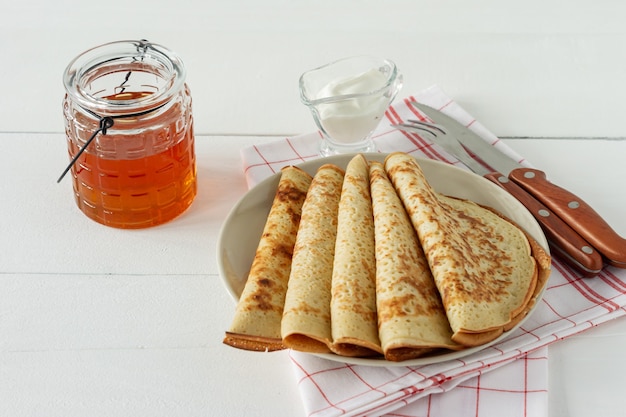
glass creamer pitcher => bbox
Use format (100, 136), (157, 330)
(299, 56), (403, 156)
(60, 40), (197, 229)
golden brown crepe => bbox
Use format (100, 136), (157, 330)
(384, 152), (543, 347)
(223, 151), (551, 360)
(369, 161), (461, 361)
(281, 164), (345, 353)
(330, 155), (383, 357)
(223, 166), (313, 351)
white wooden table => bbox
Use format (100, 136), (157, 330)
(1, 1), (626, 416)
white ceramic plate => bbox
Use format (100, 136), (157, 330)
(217, 153), (549, 367)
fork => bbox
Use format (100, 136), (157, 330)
(394, 119), (489, 175)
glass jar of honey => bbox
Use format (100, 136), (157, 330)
(61, 40), (197, 229)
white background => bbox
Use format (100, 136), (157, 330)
(1, 1), (626, 416)
(2, 0), (626, 138)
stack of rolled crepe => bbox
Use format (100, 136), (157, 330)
(224, 152), (550, 361)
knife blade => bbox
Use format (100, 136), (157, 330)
(411, 102), (626, 269)
(395, 120), (603, 276)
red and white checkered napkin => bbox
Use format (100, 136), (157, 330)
(240, 85), (626, 417)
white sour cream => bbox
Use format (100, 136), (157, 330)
(316, 69), (390, 144)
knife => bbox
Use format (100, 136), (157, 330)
(409, 102), (626, 270)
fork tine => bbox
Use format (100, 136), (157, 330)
(394, 122), (438, 137)
(393, 119), (489, 175)
(405, 119), (446, 135)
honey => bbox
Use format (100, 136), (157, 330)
(62, 40), (197, 228)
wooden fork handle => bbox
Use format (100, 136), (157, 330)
(484, 172), (604, 276)
(508, 168), (626, 268)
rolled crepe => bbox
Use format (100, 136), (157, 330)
(330, 154), (382, 357)
(281, 164), (345, 353)
(369, 161), (461, 361)
(384, 152), (542, 347)
(224, 166), (312, 351)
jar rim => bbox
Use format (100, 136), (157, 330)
(63, 40), (187, 116)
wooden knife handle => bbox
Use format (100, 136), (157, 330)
(484, 172), (604, 276)
(508, 168), (626, 268)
